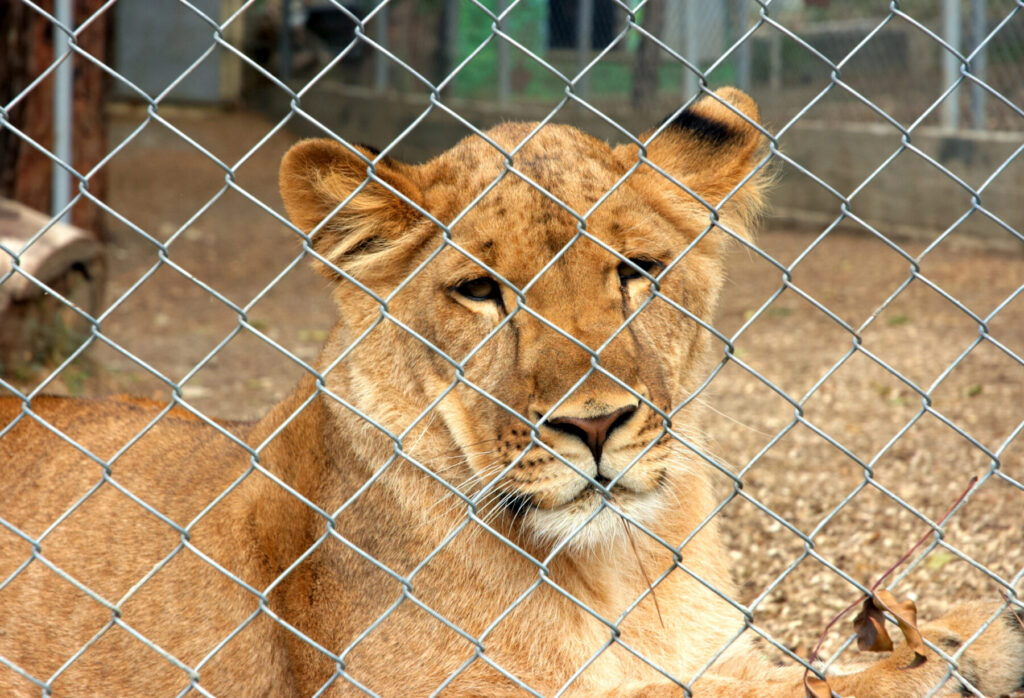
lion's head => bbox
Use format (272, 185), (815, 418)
(279, 88), (768, 552)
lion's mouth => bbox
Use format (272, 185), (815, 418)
(503, 475), (656, 517)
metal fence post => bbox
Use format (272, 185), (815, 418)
(498, 0), (511, 104)
(52, 0), (73, 223)
(443, 0), (460, 80)
(942, 0), (962, 130)
(969, 0), (987, 130)
(576, 0), (594, 97)
(728, 0), (750, 92)
(682, 0), (698, 99)
(279, 0), (292, 83)
(375, 0), (390, 92)
(768, 30), (782, 91)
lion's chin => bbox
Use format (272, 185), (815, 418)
(522, 487), (662, 552)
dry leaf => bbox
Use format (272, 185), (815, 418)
(873, 590), (926, 659)
(853, 596), (893, 652)
(805, 479), (977, 696)
(804, 674), (832, 698)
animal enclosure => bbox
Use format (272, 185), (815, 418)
(1, 1), (1023, 696)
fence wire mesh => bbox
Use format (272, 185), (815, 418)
(1, 0), (1023, 696)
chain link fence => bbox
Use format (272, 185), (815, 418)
(1, 0), (1023, 695)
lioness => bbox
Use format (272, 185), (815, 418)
(1, 89), (1022, 697)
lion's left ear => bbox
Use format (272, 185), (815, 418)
(614, 87), (769, 232)
(279, 138), (428, 281)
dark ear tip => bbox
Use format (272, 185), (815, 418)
(660, 108), (736, 146)
(355, 143), (403, 169)
(659, 88), (761, 147)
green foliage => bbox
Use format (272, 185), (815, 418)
(453, 0), (549, 98)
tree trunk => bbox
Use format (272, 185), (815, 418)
(1, 0), (109, 240)
(0, 3), (33, 198)
(631, 0), (665, 113)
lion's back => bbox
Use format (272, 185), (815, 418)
(0, 395), (252, 535)
(0, 396), (292, 696)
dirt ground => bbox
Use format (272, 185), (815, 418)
(5, 106), (1023, 670)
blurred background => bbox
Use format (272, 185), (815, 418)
(1, 0), (1022, 664)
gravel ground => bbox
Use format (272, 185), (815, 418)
(712, 228), (1024, 660)
(5, 106), (1022, 669)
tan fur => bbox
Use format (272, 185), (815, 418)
(1, 89), (1021, 696)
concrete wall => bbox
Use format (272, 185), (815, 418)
(771, 121), (1023, 251)
(115, 0), (244, 103)
(254, 83), (1023, 250)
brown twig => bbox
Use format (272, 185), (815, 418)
(868, 475), (977, 595)
(801, 475), (978, 696)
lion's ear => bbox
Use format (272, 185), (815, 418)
(616, 87), (769, 232)
(279, 138), (426, 279)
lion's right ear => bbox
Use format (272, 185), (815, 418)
(279, 138), (426, 279)
(614, 87), (769, 237)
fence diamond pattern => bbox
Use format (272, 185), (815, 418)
(1, 0), (1023, 696)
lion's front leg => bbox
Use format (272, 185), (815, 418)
(596, 677), (804, 698)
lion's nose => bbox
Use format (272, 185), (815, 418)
(545, 405), (637, 464)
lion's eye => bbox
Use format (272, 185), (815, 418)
(453, 277), (502, 302)
(617, 258), (662, 285)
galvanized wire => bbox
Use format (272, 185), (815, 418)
(1, 0), (1022, 696)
